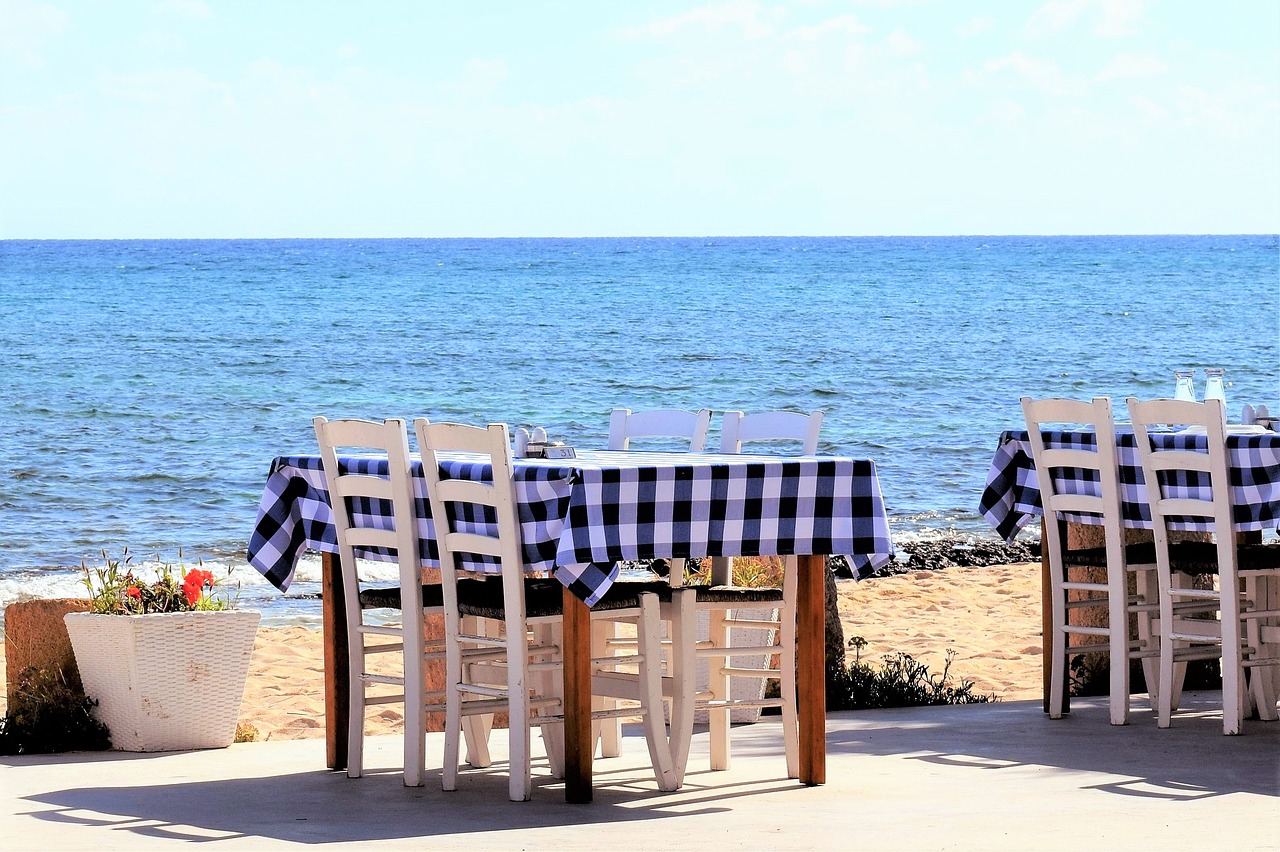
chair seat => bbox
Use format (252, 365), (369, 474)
(358, 584), (446, 610)
(457, 577), (678, 620)
(688, 584), (786, 605)
(1065, 541), (1280, 574)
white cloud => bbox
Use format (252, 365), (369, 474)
(0, 0), (68, 69)
(150, 0), (212, 20)
(957, 16), (995, 38)
(627, 1), (783, 41)
(1094, 52), (1166, 82)
(1028, 0), (1148, 37)
(1094, 0), (1147, 37)
(1028, 0), (1090, 35)
(982, 51), (1081, 97)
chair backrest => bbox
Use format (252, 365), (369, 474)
(1020, 397), (1125, 567)
(1126, 397), (1235, 550)
(719, 410), (824, 455)
(313, 416), (421, 614)
(412, 419), (527, 615)
(608, 408), (711, 451)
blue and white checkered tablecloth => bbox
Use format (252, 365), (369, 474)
(978, 429), (1280, 543)
(248, 449), (895, 606)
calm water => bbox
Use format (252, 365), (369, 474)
(2, 236), (1277, 625)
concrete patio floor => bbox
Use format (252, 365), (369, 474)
(2, 692), (1277, 851)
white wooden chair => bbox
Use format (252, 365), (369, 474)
(676, 409), (823, 779)
(608, 407), (711, 452)
(1020, 398), (1160, 725)
(313, 416), (447, 786)
(413, 418), (694, 800)
(1127, 397), (1280, 734)
(595, 407), (710, 763)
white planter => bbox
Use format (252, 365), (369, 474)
(64, 610), (260, 752)
(695, 607), (778, 725)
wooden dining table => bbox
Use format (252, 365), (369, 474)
(248, 448), (895, 802)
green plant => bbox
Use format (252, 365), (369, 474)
(0, 665), (111, 755)
(828, 637), (995, 710)
(234, 722), (260, 743)
(80, 548), (234, 614)
(684, 555), (785, 587)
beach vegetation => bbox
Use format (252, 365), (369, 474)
(683, 555), (785, 587)
(829, 637), (995, 710)
(234, 722), (260, 743)
(80, 548), (235, 614)
(0, 665), (111, 755)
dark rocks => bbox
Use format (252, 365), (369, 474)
(830, 535), (1040, 579)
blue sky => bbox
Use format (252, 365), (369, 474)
(3, 0), (1277, 238)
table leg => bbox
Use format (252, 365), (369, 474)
(1039, 519), (1070, 714)
(562, 586), (593, 803)
(796, 554), (826, 786)
(322, 551), (349, 772)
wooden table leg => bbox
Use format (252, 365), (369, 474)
(322, 551), (349, 771)
(796, 554), (826, 786)
(562, 586), (593, 803)
(1039, 518), (1070, 714)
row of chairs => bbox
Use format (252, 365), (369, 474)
(1025, 396), (1280, 735)
(316, 407), (823, 800)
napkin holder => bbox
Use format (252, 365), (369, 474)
(525, 441), (576, 459)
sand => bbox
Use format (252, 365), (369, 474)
(1, 562), (1044, 740)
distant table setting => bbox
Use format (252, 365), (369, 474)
(979, 427), (1280, 543)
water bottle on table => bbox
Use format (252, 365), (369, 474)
(1173, 369), (1196, 402)
(1203, 368), (1228, 424)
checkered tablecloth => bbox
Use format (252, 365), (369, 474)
(248, 449), (895, 606)
(978, 429), (1280, 542)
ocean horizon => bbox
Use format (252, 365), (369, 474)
(3, 234), (1277, 626)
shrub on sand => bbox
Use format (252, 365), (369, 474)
(829, 637), (995, 710)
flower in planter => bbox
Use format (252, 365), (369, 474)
(80, 548), (235, 614)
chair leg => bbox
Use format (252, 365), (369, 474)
(461, 616), (493, 768)
(347, 636), (365, 778)
(505, 619), (533, 802)
(781, 556), (799, 779)
(535, 622), (566, 779)
(666, 588), (696, 788)
(634, 593), (678, 791)
(403, 612), (427, 787)
(591, 619), (622, 758)
(707, 606), (732, 770)
(1157, 632), (1175, 729)
(1048, 576), (1069, 720)
(1244, 575), (1279, 722)
(1107, 596), (1129, 726)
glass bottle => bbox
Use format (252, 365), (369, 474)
(1173, 369), (1196, 402)
(1203, 368), (1228, 423)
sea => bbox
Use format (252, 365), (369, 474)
(2, 235), (1278, 628)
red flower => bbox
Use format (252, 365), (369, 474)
(182, 569), (215, 607)
(125, 585), (142, 600)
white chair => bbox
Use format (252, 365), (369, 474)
(312, 416), (444, 786)
(413, 418), (693, 800)
(1021, 398), (1160, 726)
(595, 407), (710, 763)
(608, 407), (711, 452)
(676, 409), (823, 779)
(1127, 397), (1280, 734)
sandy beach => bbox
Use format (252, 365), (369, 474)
(2, 562), (1043, 741)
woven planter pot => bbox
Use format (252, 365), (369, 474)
(64, 610), (260, 752)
